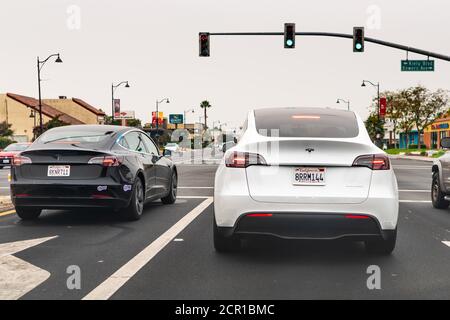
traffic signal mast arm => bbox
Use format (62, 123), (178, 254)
(206, 31), (450, 62)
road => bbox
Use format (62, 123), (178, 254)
(0, 159), (449, 300)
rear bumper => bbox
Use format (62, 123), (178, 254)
(11, 182), (132, 209)
(216, 212), (391, 241)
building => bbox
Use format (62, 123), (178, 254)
(0, 93), (105, 142)
(423, 116), (450, 149)
(43, 97), (105, 125)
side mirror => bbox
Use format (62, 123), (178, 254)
(178, 136), (184, 143)
(441, 137), (450, 149)
(233, 137), (238, 144)
(163, 149), (172, 157)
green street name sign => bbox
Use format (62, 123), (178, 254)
(401, 60), (434, 72)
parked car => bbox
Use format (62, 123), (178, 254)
(10, 125), (178, 221)
(214, 107), (399, 254)
(431, 137), (450, 209)
(0, 142), (32, 169)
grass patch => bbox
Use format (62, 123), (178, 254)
(385, 148), (426, 155)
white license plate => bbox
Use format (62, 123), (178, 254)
(48, 165), (71, 177)
(293, 167), (326, 186)
(2, 159), (9, 164)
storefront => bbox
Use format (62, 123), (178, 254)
(423, 117), (450, 149)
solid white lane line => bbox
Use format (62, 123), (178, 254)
(399, 190), (430, 193)
(399, 200), (432, 203)
(83, 197), (213, 300)
(442, 241), (450, 248)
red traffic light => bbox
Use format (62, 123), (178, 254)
(199, 32), (210, 57)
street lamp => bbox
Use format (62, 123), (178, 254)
(336, 99), (350, 111)
(362, 80), (380, 119)
(37, 53), (63, 133)
(155, 98), (170, 143)
(111, 81), (130, 122)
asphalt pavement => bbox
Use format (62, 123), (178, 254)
(0, 159), (449, 300)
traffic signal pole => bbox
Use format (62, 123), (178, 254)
(206, 32), (450, 62)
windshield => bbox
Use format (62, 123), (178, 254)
(4, 144), (29, 152)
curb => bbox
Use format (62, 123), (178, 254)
(389, 155), (435, 162)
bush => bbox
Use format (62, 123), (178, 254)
(420, 151), (427, 156)
(0, 137), (16, 150)
(408, 144), (418, 149)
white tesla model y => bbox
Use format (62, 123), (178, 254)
(214, 107), (398, 254)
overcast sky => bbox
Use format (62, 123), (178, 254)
(1, 0), (449, 129)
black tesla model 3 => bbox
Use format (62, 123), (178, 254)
(10, 125), (178, 221)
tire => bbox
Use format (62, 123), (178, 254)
(0, 166), (3, 169)
(121, 177), (145, 221)
(213, 217), (239, 253)
(161, 171), (177, 205)
(365, 228), (397, 255)
(16, 207), (42, 220)
(431, 172), (450, 209)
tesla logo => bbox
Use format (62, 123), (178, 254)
(305, 148), (315, 153)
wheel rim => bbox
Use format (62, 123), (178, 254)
(135, 180), (144, 214)
(172, 174), (178, 198)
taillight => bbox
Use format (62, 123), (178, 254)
(13, 155), (32, 166)
(88, 156), (122, 167)
(225, 152), (267, 168)
(352, 154), (390, 170)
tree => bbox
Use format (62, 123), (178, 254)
(0, 121), (14, 137)
(405, 86), (449, 149)
(33, 115), (69, 138)
(200, 100), (212, 129)
(365, 111), (385, 146)
(384, 90), (410, 149)
(126, 118), (142, 128)
(104, 116), (121, 126)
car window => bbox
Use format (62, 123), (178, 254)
(123, 132), (145, 153)
(140, 133), (159, 155)
(255, 108), (359, 138)
(4, 144), (29, 151)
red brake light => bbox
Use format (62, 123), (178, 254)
(352, 154), (390, 170)
(247, 213), (273, 217)
(89, 156), (122, 167)
(225, 152), (267, 168)
(345, 214), (370, 219)
(13, 155), (32, 166)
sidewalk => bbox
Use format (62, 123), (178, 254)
(389, 154), (436, 162)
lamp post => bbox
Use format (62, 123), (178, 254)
(111, 81), (130, 122)
(37, 53), (63, 134)
(336, 99), (350, 111)
(362, 80), (380, 119)
(155, 98), (170, 144)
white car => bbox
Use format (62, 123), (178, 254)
(165, 143), (181, 154)
(214, 107), (399, 254)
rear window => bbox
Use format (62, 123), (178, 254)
(4, 144), (29, 151)
(255, 108), (359, 138)
(38, 129), (115, 145)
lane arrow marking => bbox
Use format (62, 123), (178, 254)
(0, 236), (58, 300)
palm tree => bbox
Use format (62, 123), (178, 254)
(200, 100), (212, 129)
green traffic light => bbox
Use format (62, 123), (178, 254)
(286, 39), (294, 47)
(356, 43), (362, 50)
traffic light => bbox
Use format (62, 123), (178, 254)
(284, 23), (295, 49)
(199, 32), (210, 57)
(353, 27), (365, 52)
